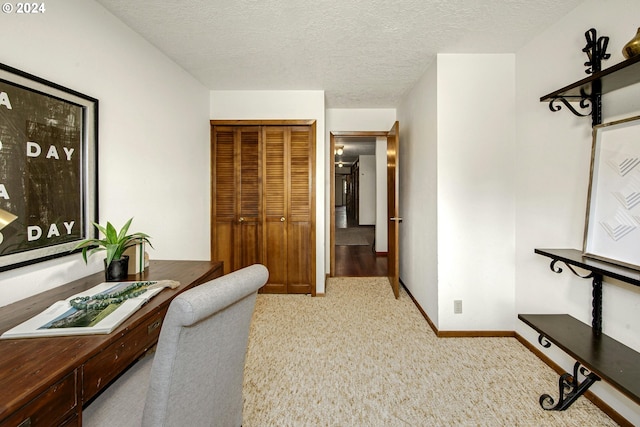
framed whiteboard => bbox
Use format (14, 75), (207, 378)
(584, 115), (640, 269)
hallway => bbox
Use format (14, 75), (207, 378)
(335, 206), (387, 277)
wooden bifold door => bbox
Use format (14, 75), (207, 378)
(211, 121), (316, 295)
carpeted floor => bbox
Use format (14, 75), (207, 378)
(335, 226), (375, 246)
(242, 277), (618, 426)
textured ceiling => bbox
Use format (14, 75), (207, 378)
(95, 0), (584, 108)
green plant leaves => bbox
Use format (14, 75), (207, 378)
(72, 217), (152, 267)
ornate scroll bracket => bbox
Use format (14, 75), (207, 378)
(548, 258), (593, 279)
(548, 89), (591, 117)
(538, 334), (552, 348)
(582, 28), (611, 75)
(547, 28), (610, 126)
(539, 361), (601, 411)
(546, 258), (602, 335)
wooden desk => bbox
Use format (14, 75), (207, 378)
(0, 260), (223, 427)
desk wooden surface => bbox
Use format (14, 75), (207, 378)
(0, 259), (223, 426)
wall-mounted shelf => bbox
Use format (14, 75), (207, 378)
(529, 29), (640, 416)
(522, 249), (640, 413)
(535, 248), (640, 287)
(540, 54), (640, 102)
(540, 28), (640, 126)
(534, 248), (640, 335)
(519, 313), (640, 409)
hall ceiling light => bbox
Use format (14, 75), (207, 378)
(335, 146), (344, 156)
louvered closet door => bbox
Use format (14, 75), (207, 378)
(211, 126), (261, 274)
(287, 127), (314, 294)
(211, 126), (235, 275)
(235, 127), (262, 271)
(262, 127), (287, 293)
(213, 122), (314, 294)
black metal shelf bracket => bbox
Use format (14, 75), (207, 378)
(537, 334), (552, 348)
(546, 28), (610, 126)
(583, 28), (610, 75)
(546, 257), (603, 335)
(548, 89), (591, 117)
(539, 361), (601, 411)
(592, 274), (603, 335)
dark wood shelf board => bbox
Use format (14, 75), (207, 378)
(535, 248), (640, 287)
(519, 313), (640, 405)
(540, 55), (640, 101)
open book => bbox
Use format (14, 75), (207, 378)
(0, 280), (179, 339)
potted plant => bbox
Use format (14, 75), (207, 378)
(74, 217), (152, 281)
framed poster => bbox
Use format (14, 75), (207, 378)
(0, 63), (98, 271)
(583, 115), (640, 269)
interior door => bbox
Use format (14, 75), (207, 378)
(236, 127), (262, 270)
(387, 121), (400, 298)
(262, 126), (287, 293)
(211, 126), (261, 274)
(287, 126), (314, 294)
(211, 126), (235, 274)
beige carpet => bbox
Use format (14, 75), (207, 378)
(335, 226), (375, 246)
(242, 277), (618, 426)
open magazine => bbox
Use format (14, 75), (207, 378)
(0, 280), (179, 339)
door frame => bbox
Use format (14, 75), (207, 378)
(329, 130), (390, 277)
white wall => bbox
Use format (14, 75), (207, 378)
(515, 0), (640, 422)
(326, 109), (397, 132)
(210, 90), (326, 293)
(358, 155), (376, 225)
(437, 54), (516, 331)
(397, 64), (439, 324)
(0, 0), (211, 307)
(397, 55), (516, 331)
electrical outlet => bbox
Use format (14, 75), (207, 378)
(454, 300), (462, 314)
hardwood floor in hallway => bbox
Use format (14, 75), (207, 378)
(335, 206), (387, 277)
(335, 245), (387, 277)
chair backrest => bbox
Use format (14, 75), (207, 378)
(141, 264), (268, 427)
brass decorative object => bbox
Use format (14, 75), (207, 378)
(0, 208), (17, 231)
(0, 208), (17, 245)
(622, 27), (640, 59)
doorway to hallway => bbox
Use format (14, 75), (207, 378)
(330, 131), (390, 278)
(334, 206), (387, 277)
(329, 122), (400, 296)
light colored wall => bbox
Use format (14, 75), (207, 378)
(358, 155), (376, 225)
(397, 55), (516, 331)
(437, 54), (516, 331)
(0, 0), (210, 307)
(210, 90), (326, 293)
(326, 109), (396, 131)
(397, 64), (439, 324)
(515, 0), (640, 422)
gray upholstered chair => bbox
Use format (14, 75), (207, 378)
(83, 264), (268, 427)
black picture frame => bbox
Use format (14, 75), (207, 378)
(0, 63), (98, 271)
